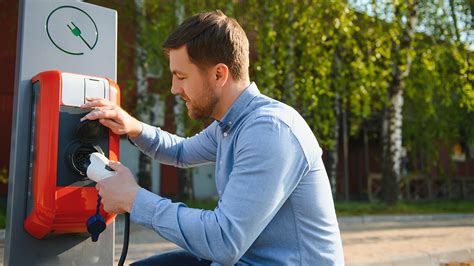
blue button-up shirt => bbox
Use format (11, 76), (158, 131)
(131, 82), (344, 265)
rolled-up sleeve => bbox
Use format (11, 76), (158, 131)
(130, 116), (309, 265)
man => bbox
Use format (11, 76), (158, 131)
(81, 10), (344, 265)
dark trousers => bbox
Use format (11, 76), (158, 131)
(130, 249), (212, 266)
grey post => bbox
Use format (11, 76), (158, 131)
(5, 0), (117, 264)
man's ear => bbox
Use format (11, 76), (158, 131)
(214, 63), (229, 87)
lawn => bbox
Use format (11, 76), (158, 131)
(0, 200), (472, 229)
(184, 199), (474, 216)
(0, 207), (5, 229)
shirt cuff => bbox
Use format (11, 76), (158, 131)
(130, 188), (164, 228)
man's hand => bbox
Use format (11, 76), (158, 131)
(81, 97), (143, 138)
(96, 161), (140, 214)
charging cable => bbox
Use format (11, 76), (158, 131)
(86, 152), (130, 265)
(118, 213), (130, 266)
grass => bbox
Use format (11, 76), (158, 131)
(0, 200), (471, 229)
(184, 199), (474, 216)
(184, 199), (218, 210)
(0, 207), (5, 229)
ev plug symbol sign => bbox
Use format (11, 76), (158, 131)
(46, 6), (99, 55)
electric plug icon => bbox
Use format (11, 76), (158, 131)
(67, 21), (94, 50)
(67, 22), (82, 36)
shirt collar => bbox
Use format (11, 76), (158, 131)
(217, 82), (259, 132)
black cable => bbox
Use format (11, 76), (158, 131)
(118, 213), (130, 266)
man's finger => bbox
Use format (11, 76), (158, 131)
(80, 109), (118, 122)
(81, 98), (113, 108)
(81, 100), (104, 108)
(80, 106), (114, 121)
(86, 97), (106, 101)
(108, 161), (127, 173)
(99, 118), (122, 131)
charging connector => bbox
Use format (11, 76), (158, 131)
(86, 152), (116, 182)
(85, 152), (130, 265)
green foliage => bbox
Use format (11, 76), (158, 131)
(244, 1), (381, 150)
(404, 42), (472, 173)
(94, 1), (472, 191)
(402, 1), (474, 174)
(0, 207), (5, 229)
(183, 199), (217, 210)
(0, 167), (7, 184)
(183, 199), (474, 215)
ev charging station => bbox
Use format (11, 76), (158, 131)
(6, 0), (118, 265)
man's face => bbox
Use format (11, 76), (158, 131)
(169, 46), (218, 120)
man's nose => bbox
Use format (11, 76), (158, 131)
(171, 84), (182, 95)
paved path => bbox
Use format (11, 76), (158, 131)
(340, 218), (473, 265)
(113, 214), (474, 265)
(1, 214), (472, 265)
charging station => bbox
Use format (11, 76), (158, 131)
(24, 70), (120, 239)
(6, 1), (118, 265)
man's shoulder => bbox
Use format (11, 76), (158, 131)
(244, 94), (322, 166)
(242, 94), (312, 143)
(250, 95), (297, 126)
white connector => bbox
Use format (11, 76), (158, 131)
(86, 152), (116, 182)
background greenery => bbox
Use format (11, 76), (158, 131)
(0, 200), (472, 229)
(1, 0), (473, 230)
(184, 199), (474, 216)
(87, 0), (473, 205)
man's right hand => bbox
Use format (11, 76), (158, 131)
(81, 97), (143, 138)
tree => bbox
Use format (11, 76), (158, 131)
(402, 0), (474, 199)
(378, 1), (419, 205)
(88, 0), (472, 202)
(245, 0), (382, 199)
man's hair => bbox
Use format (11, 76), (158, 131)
(163, 10), (249, 81)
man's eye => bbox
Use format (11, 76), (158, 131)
(173, 73), (185, 81)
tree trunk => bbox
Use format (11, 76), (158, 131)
(381, 1), (418, 205)
(329, 94), (340, 198)
(381, 87), (403, 204)
(342, 101), (349, 200)
(448, 0), (461, 44)
(328, 43), (343, 198)
(363, 120), (370, 199)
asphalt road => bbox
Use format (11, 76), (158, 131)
(113, 214), (474, 265)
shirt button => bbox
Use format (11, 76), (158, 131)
(223, 132), (228, 137)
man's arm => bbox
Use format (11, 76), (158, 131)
(131, 116), (309, 264)
(131, 122), (218, 167)
(80, 98), (218, 167)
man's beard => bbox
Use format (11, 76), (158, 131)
(187, 81), (218, 120)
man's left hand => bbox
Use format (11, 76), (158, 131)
(96, 161), (140, 214)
